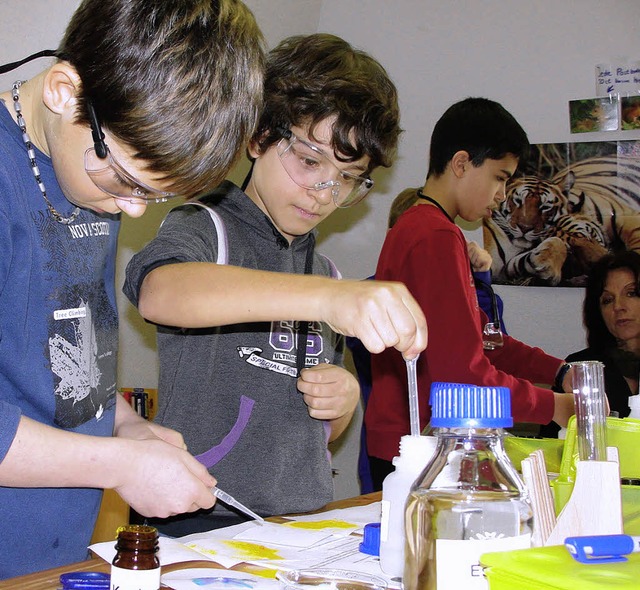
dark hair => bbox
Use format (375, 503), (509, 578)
(427, 97), (529, 178)
(253, 33), (401, 173)
(583, 250), (640, 350)
(58, 0), (265, 197)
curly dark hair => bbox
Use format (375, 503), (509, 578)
(252, 33), (401, 174)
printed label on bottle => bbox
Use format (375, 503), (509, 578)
(435, 534), (531, 590)
(110, 565), (160, 590)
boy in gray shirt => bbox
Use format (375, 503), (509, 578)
(124, 33), (425, 535)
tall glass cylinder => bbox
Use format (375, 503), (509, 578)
(571, 361), (607, 462)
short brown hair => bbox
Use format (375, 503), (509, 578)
(59, 0), (266, 197)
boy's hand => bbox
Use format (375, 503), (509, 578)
(113, 394), (216, 517)
(114, 394), (186, 449)
(551, 392), (575, 428)
(113, 437), (217, 518)
(116, 417), (188, 450)
(298, 363), (359, 421)
(467, 241), (493, 272)
(298, 363), (359, 441)
(324, 279), (427, 359)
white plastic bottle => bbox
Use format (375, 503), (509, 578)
(628, 393), (640, 419)
(379, 434), (438, 579)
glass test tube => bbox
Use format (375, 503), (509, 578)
(571, 360), (607, 461)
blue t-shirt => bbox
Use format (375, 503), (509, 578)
(0, 102), (120, 578)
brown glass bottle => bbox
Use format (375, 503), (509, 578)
(110, 524), (160, 590)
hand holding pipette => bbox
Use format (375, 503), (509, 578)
(212, 486), (265, 525)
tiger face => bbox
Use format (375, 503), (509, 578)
(492, 176), (569, 249)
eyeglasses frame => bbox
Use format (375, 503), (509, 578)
(276, 128), (374, 208)
(84, 101), (177, 203)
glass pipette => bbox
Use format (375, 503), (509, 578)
(405, 355), (420, 436)
(212, 486), (265, 525)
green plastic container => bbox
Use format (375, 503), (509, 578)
(482, 545), (640, 590)
(551, 415), (640, 534)
(481, 416), (640, 589)
(503, 435), (565, 475)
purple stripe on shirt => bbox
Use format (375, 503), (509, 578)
(195, 395), (255, 468)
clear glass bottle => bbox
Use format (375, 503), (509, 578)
(404, 382), (533, 590)
(110, 524), (160, 590)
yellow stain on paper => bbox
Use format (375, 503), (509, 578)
(283, 519), (355, 530)
(247, 567), (279, 579)
(222, 540), (283, 560)
(185, 542), (217, 556)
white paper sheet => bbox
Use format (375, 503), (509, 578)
(233, 521), (336, 548)
(160, 567), (280, 590)
(88, 503), (399, 589)
(281, 502), (382, 534)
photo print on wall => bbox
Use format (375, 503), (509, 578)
(483, 140), (640, 287)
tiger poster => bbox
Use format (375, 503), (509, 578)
(483, 140), (640, 287)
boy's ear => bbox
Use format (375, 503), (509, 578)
(42, 62), (82, 117)
(450, 150), (471, 178)
(247, 138), (262, 159)
(248, 130), (273, 159)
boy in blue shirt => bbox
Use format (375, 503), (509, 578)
(0, 0), (265, 578)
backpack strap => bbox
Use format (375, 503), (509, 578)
(318, 253), (341, 279)
(162, 200), (229, 265)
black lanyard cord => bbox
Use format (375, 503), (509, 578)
(0, 50), (58, 75)
(295, 233), (316, 376)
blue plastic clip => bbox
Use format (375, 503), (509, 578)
(59, 571), (111, 589)
(565, 534), (640, 564)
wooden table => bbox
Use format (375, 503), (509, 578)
(0, 492), (381, 589)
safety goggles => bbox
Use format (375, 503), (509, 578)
(84, 146), (177, 203)
(276, 129), (373, 208)
(84, 101), (177, 203)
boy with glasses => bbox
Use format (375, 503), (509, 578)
(0, 0), (264, 578)
(124, 33), (425, 535)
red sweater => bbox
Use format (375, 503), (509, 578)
(365, 205), (560, 462)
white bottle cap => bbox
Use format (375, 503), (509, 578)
(628, 394), (640, 418)
(396, 434), (438, 467)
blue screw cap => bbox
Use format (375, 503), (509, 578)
(359, 522), (381, 556)
(429, 382), (512, 428)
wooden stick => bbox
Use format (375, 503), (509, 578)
(521, 451), (556, 546)
(544, 453), (623, 546)
(531, 449), (556, 542)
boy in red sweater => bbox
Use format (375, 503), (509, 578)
(365, 97), (575, 489)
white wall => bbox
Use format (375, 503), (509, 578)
(315, 0), (640, 358)
(2, 0), (640, 501)
(312, 0), (640, 496)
